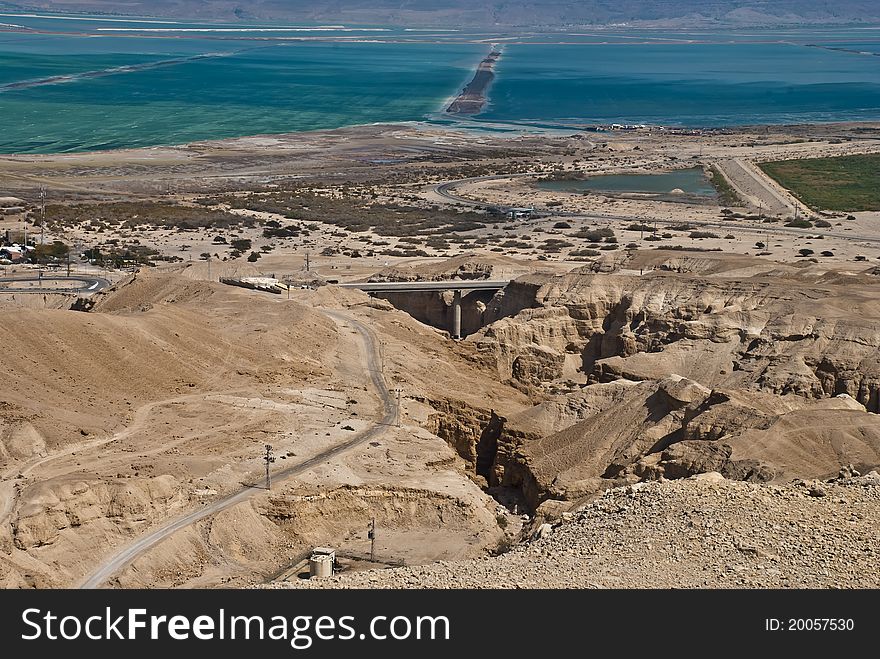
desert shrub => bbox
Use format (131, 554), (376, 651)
(263, 225), (300, 238)
(573, 227), (615, 241)
(32, 240), (69, 263)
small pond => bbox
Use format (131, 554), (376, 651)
(537, 167), (716, 196)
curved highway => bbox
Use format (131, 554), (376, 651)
(0, 274), (110, 294)
(435, 172), (539, 209)
(434, 174), (880, 247)
(79, 309), (395, 589)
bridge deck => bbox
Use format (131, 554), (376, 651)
(338, 280), (509, 293)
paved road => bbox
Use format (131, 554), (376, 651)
(435, 173), (538, 209)
(0, 275), (110, 294)
(434, 173), (880, 247)
(340, 279), (509, 293)
(79, 309), (395, 589)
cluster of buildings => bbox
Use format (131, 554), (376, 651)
(0, 243), (32, 264)
(1, 197), (33, 265)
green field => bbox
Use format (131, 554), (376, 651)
(759, 153), (880, 212)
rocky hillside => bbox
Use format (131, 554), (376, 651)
(440, 254), (880, 509)
(275, 470), (880, 589)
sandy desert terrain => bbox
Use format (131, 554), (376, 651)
(1, 121), (879, 588)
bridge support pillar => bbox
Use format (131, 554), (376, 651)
(451, 289), (462, 339)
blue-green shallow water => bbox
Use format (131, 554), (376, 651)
(537, 168), (716, 196)
(480, 43), (880, 127)
(2, 13), (880, 154)
(0, 37), (482, 153)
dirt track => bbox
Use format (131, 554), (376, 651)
(714, 158), (797, 215)
(78, 309), (395, 588)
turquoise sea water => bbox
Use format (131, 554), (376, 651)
(1, 13), (880, 154)
(0, 34), (482, 153)
(537, 168), (715, 196)
(479, 43), (880, 127)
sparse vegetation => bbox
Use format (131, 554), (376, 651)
(708, 166), (740, 206)
(573, 227), (615, 241)
(42, 202), (254, 231)
(31, 240), (69, 264)
(213, 191), (486, 237)
(83, 244), (161, 267)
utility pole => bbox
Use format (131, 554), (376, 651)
(396, 388), (402, 428)
(368, 517), (376, 562)
(264, 444), (275, 490)
(206, 256), (211, 281)
(40, 186), (45, 246)
(304, 251), (311, 272)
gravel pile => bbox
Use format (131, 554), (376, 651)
(271, 471), (880, 589)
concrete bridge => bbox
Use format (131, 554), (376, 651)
(338, 280), (509, 339)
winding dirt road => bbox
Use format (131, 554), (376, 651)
(0, 391), (233, 530)
(78, 308), (395, 589)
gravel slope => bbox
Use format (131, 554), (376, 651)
(273, 472), (880, 589)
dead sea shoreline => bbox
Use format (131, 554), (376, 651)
(3, 119), (880, 162)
